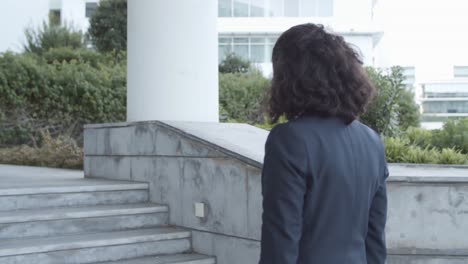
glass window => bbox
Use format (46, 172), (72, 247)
(250, 38), (266, 63)
(219, 0), (232, 17)
(233, 45), (249, 60)
(267, 37), (278, 45)
(267, 38), (278, 61)
(317, 0), (333, 17)
(423, 101), (468, 114)
(219, 38), (233, 63)
(85, 2), (98, 18)
(234, 0), (249, 17)
(233, 38), (249, 43)
(219, 44), (232, 62)
(300, 0), (333, 17)
(218, 36), (280, 63)
(250, 37), (265, 44)
(300, 0), (317, 16)
(454, 66), (468, 78)
(49, 0), (61, 10)
(250, 0), (265, 17)
(233, 38), (249, 60)
(284, 0), (299, 16)
(219, 38), (232, 44)
(251, 45), (265, 63)
(267, 0), (283, 17)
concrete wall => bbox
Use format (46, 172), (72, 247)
(84, 121), (468, 263)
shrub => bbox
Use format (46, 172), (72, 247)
(41, 47), (108, 67)
(401, 146), (439, 164)
(403, 127), (434, 149)
(219, 70), (269, 123)
(383, 134), (468, 165)
(0, 50), (126, 146)
(432, 119), (468, 154)
(437, 148), (467, 165)
(0, 131), (83, 169)
(24, 22), (84, 54)
(383, 137), (409, 163)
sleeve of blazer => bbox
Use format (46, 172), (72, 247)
(366, 164), (389, 264)
(259, 124), (308, 264)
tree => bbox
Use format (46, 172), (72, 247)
(87, 0), (127, 55)
(24, 22), (84, 54)
(219, 53), (251, 74)
(360, 66), (420, 136)
(398, 88), (421, 130)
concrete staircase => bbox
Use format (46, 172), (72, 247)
(0, 179), (215, 264)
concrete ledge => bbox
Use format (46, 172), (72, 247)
(388, 164), (468, 183)
(84, 120), (468, 263)
(0, 203), (167, 224)
(0, 227), (190, 257)
(85, 121), (468, 183)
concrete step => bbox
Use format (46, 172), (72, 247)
(0, 204), (169, 239)
(98, 254), (216, 264)
(0, 227), (192, 264)
(0, 182), (149, 211)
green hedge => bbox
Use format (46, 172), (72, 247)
(384, 136), (467, 165)
(219, 70), (269, 123)
(404, 120), (468, 154)
(0, 49), (126, 146)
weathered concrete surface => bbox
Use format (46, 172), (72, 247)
(0, 165), (214, 264)
(84, 121), (468, 263)
(0, 204), (169, 239)
(0, 164), (147, 192)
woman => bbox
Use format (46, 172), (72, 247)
(260, 24), (388, 264)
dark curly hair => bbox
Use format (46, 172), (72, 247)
(268, 23), (375, 124)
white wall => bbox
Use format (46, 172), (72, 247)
(61, 0), (98, 32)
(0, 0), (50, 52)
(0, 0), (96, 53)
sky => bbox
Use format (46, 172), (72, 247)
(374, 0), (468, 81)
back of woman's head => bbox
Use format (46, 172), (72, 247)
(268, 23), (375, 124)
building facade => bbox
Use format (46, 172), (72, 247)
(419, 79), (468, 129)
(1, 0), (381, 71)
(218, 0), (383, 75)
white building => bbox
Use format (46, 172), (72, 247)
(0, 0), (98, 53)
(419, 79), (468, 129)
(218, 0), (383, 76)
(1, 1), (381, 67)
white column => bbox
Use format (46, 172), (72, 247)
(127, 0), (219, 122)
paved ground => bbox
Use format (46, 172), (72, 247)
(0, 164), (137, 190)
(389, 164), (468, 183)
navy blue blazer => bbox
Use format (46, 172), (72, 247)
(259, 116), (388, 264)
